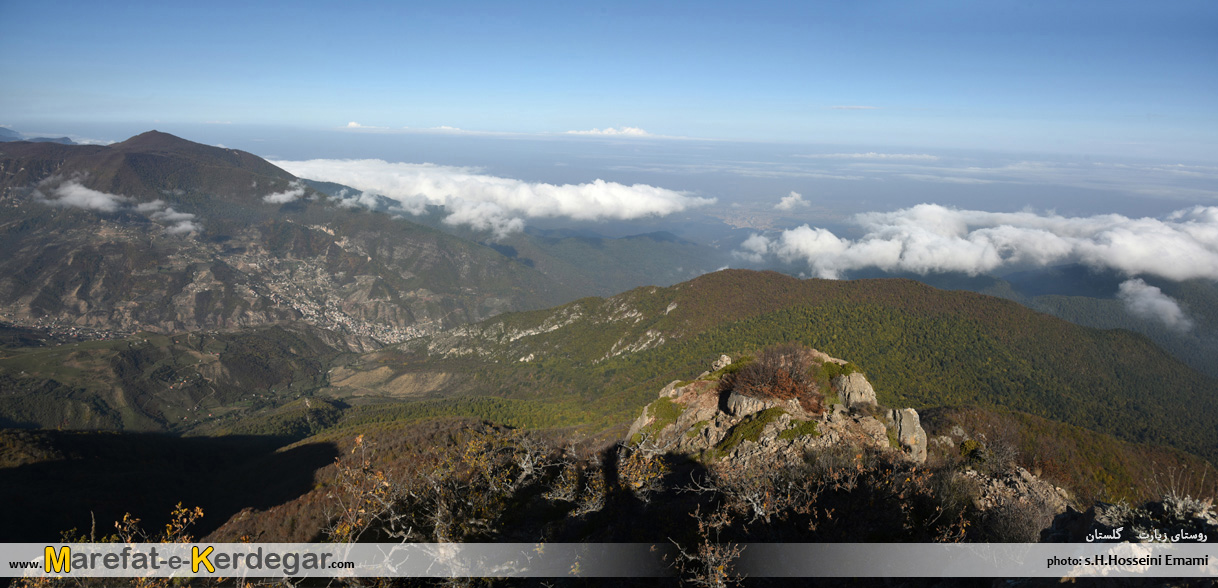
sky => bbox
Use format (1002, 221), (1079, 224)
(2, 0), (1215, 160)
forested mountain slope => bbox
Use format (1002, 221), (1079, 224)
(338, 270), (1218, 462)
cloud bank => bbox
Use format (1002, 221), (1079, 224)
(737, 203), (1218, 282)
(775, 191), (810, 211)
(36, 182), (201, 234)
(798, 152), (940, 161)
(565, 127), (651, 136)
(137, 200), (202, 234)
(736, 234), (772, 264)
(1117, 279), (1193, 332)
(270, 159), (713, 238)
(262, 181), (307, 203)
(44, 182), (130, 212)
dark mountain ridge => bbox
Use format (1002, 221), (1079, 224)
(0, 131), (586, 343)
(0, 126), (76, 145)
(0, 130), (297, 205)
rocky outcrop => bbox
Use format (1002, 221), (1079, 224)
(857, 416), (891, 447)
(620, 349), (1085, 543)
(628, 352), (931, 466)
(965, 466), (1070, 514)
(832, 373), (877, 408)
(723, 390), (813, 419)
(725, 391), (783, 417)
(657, 380), (683, 399)
(888, 408), (927, 464)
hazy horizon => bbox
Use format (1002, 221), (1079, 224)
(4, 2), (1215, 157)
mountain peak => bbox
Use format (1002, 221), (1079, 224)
(111, 130), (211, 152)
(0, 129), (300, 203)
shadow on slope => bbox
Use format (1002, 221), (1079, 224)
(0, 430), (337, 542)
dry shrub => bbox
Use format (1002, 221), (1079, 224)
(720, 343), (824, 415)
(326, 428), (563, 544)
(679, 445), (970, 544)
(14, 504), (206, 588)
(976, 500), (1058, 542)
(667, 506), (745, 588)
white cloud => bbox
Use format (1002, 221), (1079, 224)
(397, 125), (514, 136)
(342, 122), (509, 136)
(149, 207), (197, 223)
(899, 173), (993, 184)
(775, 191), (810, 211)
(739, 203), (1218, 281)
(270, 158), (714, 238)
(42, 181), (131, 212)
(262, 181), (306, 203)
(342, 121), (393, 131)
(329, 187), (390, 211)
(565, 127), (652, 137)
(735, 234), (772, 263)
(798, 152), (940, 161)
(1118, 279), (1193, 332)
(135, 200), (166, 213)
(164, 220), (202, 235)
(135, 199), (201, 234)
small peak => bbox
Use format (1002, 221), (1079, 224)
(112, 130), (197, 151)
(129, 130), (176, 140)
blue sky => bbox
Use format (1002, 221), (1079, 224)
(2, 0), (1215, 159)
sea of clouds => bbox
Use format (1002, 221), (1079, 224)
(737, 203), (1218, 331)
(269, 159), (713, 238)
